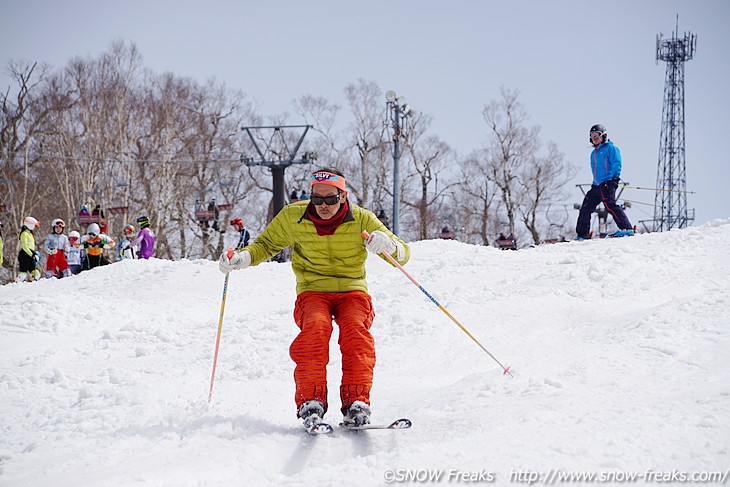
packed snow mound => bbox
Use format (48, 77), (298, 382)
(1, 220), (729, 486)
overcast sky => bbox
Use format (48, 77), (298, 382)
(2, 0), (728, 228)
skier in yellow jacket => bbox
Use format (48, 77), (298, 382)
(17, 216), (41, 282)
(219, 168), (410, 428)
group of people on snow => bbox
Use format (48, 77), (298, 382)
(4, 123), (635, 430)
(12, 213), (156, 283)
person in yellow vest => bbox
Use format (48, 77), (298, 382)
(80, 223), (115, 271)
(17, 216), (41, 282)
(219, 168), (410, 428)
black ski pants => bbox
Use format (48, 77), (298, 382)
(576, 180), (632, 238)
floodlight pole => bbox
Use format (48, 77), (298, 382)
(392, 111), (402, 235)
(385, 91), (410, 235)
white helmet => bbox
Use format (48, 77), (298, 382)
(52, 218), (66, 228)
(87, 223), (101, 236)
(69, 230), (81, 239)
(23, 216), (39, 230)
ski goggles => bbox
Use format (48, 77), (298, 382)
(310, 171), (346, 191)
(310, 191), (342, 206)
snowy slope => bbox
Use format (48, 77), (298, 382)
(1, 221), (729, 487)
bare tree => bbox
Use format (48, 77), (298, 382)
(516, 141), (576, 244)
(480, 88), (576, 246)
(400, 111), (456, 240)
(1, 60), (69, 279)
(341, 79), (390, 208)
(458, 151), (499, 245)
(481, 88), (536, 237)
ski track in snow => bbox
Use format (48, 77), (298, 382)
(1, 220), (729, 486)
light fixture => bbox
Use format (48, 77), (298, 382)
(385, 90), (396, 102)
(396, 96), (407, 107)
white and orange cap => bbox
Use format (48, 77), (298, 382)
(310, 171), (346, 191)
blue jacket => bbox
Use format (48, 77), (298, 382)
(590, 140), (622, 185)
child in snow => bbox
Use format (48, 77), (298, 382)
(117, 224), (138, 260)
(229, 218), (251, 250)
(130, 216), (155, 259)
(17, 216), (41, 282)
(66, 231), (84, 275)
(81, 223), (115, 270)
(44, 218), (72, 278)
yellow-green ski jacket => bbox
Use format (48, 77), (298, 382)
(245, 200), (409, 295)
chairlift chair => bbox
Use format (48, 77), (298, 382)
(496, 239), (517, 250)
(194, 198), (233, 222)
(78, 213), (102, 226)
(194, 200), (215, 222)
(108, 206), (130, 215)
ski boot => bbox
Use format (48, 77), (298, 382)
(298, 400), (326, 429)
(342, 401), (371, 427)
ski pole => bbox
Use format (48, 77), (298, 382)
(362, 231), (512, 376)
(208, 249), (235, 403)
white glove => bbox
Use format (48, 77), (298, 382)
(219, 249), (251, 274)
(365, 230), (397, 256)
(48, 249), (58, 255)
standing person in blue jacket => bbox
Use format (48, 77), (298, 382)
(575, 124), (634, 240)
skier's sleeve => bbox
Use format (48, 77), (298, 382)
(246, 211), (294, 266)
(243, 229), (250, 247)
(362, 209), (410, 266)
(44, 235), (54, 254)
(610, 144), (622, 179)
(101, 235), (116, 249)
(130, 229), (146, 247)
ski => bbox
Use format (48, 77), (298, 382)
(305, 420), (334, 435)
(340, 418), (412, 431)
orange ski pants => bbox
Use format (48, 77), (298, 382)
(290, 290), (375, 416)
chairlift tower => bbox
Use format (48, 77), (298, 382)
(653, 19), (696, 231)
(240, 125), (316, 219)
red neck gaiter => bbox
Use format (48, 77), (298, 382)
(306, 200), (349, 236)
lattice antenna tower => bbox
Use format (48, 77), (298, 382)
(653, 17), (696, 231)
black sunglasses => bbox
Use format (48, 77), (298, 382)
(310, 192), (342, 206)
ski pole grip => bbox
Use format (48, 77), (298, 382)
(226, 248), (235, 260)
(361, 230), (371, 241)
